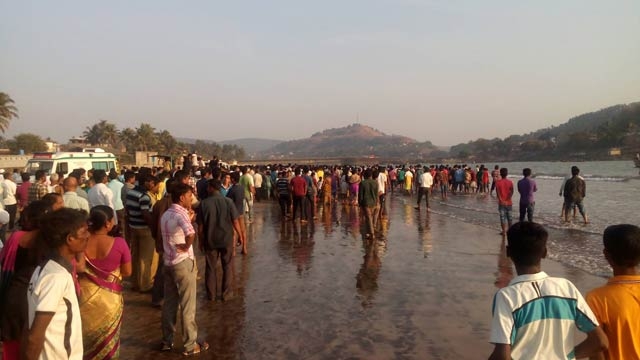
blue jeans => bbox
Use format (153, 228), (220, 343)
(498, 205), (513, 226)
(519, 202), (535, 222)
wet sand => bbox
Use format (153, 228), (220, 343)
(117, 195), (605, 359)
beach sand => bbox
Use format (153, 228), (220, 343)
(116, 197), (605, 359)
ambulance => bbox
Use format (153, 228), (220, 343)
(23, 149), (119, 178)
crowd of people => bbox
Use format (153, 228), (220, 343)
(0, 157), (636, 359)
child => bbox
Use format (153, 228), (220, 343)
(488, 222), (608, 359)
(586, 224), (640, 359)
(24, 208), (89, 360)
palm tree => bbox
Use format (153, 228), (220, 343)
(118, 127), (137, 153)
(0, 92), (19, 133)
(100, 120), (119, 147)
(135, 123), (157, 151)
(83, 123), (103, 145)
(156, 130), (179, 155)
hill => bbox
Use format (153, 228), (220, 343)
(449, 102), (640, 161)
(263, 123), (444, 160)
(218, 138), (283, 155)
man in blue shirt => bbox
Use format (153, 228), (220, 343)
(516, 168), (537, 222)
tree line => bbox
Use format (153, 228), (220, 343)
(0, 92), (245, 161)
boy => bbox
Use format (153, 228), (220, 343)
(488, 222), (607, 359)
(586, 224), (640, 359)
(24, 208), (89, 360)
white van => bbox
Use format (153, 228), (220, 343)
(24, 151), (119, 178)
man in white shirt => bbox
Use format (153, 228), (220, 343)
(376, 167), (388, 217)
(415, 166), (434, 212)
(2, 171), (18, 230)
(88, 170), (115, 221)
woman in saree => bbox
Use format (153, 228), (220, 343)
(79, 205), (131, 360)
(0, 201), (51, 360)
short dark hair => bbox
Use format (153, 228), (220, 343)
(363, 168), (372, 179)
(35, 170), (46, 180)
(507, 222), (548, 267)
(124, 171), (136, 182)
(522, 168), (532, 177)
(500, 168), (508, 178)
(171, 183), (192, 204)
(93, 169), (107, 183)
(603, 224), (640, 267)
(21, 172), (30, 182)
(208, 179), (222, 192)
(174, 170), (190, 184)
(39, 208), (88, 250)
(571, 166), (580, 176)
(230, 171), (240, 183)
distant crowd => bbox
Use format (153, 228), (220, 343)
(0, 156), (637, 359)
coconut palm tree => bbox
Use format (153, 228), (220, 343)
(0, 92), (19, 133)
(83, 123), (103, 145)
(135, 123), (157, 151)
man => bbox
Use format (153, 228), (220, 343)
(563, 166), (588, 224)
(28, 170), (48, 205)
(126, 174), (157, 292)
(415, 165), (433, 212)
(160, 183), (209, 356)
(253, 169), (263, 202)
(2, 171), (18, 230)
(226, 172), (247, 254)
(88, 169), (115, 214)
(150, 178), (177, 307)
(495, 168), (513, 236)
(24, 208), (89, 360)
(290, 168), (307, 223)
(68, 170), (89, 201)
(275, 171), (291, 218)
(516, 168), (537, 222)
(586, 224), (640, 359)
(488, 222), (608, 359)
(196, 168), (212, 201)
(107, 169), (125, 234)
(239, 167), (255, 223)
(490, 165), (500, 196)
(197, 179), (244, 302)
(358, 169), (379, 239)
(62, 177), (90, 212)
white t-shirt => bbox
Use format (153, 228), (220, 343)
(2, 179), (17, 206)
(377, 172), (388, 194)
(28, 258), (83, 360)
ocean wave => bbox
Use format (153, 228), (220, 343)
(532, 174), (634, 182)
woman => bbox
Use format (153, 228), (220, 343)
(79, 205), (132, 359)
(0, 201), (50, 360)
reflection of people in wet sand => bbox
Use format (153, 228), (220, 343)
(494, 238), (513, 288)
(356, 239), (382, 304)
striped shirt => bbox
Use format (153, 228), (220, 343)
(161, 204), (195, 266)
(275, 178), (289, 196)
(125, 186), (151, 229)
(490, 271), (598, 359)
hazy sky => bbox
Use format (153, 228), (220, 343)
(2, 0), (639, 146)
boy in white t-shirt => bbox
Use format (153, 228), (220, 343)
(24, 208), (89, 360)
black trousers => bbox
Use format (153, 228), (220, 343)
(292, 195), (305, 220)
(204, 245), (233, 300)
(5, 204), (17, 230)
(278, 194), (290, 217)
(416, 187), (430, 208)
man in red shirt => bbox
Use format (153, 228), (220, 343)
(289, 168), (308, 222)
(495, 168), (513, 236)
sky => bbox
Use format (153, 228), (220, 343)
(1, 0), (639, 146)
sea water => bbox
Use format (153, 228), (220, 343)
(430, 160), (640, 277)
